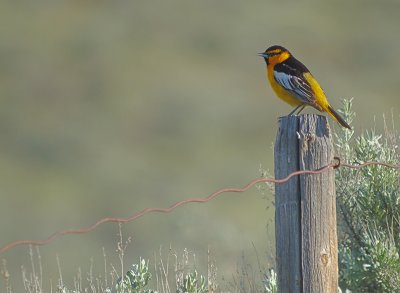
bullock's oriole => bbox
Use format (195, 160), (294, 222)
(258, 45), (351, 129)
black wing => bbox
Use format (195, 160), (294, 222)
(273, 57), (315, 105)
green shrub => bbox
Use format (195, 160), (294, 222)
(109, 258), (155, 293)
(335, 99), (400, 292)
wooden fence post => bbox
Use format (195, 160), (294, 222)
(274, 114), (338, 293)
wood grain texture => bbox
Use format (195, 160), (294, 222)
(274, 115), (302, 293)
(274, 114), (338, 293)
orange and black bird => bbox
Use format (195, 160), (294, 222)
(258, 45), (351, 129)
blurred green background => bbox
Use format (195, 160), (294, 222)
(1, 0), (399, 290)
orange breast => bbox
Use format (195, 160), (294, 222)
(266, 65), (303, 107)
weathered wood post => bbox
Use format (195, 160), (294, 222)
(274, 114), (338, 293)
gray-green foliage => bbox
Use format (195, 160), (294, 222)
(109, 259), (155, 293)
(335, 99), (400, 292)
(55, 257), (213, 293)
(176, 270), (207, 293)
(262, 269), (277, 293)
(56, 259), (156, 293)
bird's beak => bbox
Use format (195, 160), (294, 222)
(258, 52), (268, 58)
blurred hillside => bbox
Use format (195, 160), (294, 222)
(0, 0), (399, 290)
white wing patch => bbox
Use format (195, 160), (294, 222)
(274, 71), (314, 103)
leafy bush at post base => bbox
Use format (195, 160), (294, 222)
(335, 99), (400, 292)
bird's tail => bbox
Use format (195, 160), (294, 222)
(326, 105), (351, 130)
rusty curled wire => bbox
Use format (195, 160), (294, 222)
(0, 159), (398, 255)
